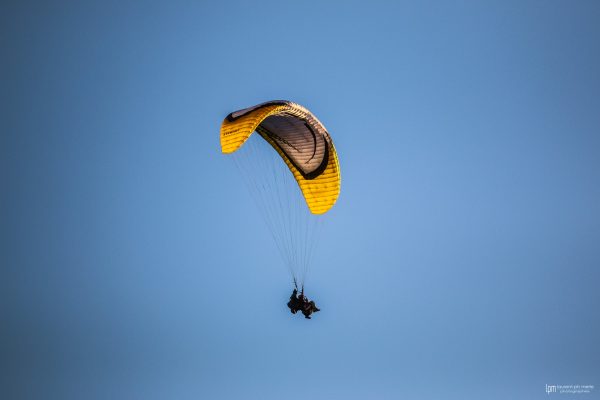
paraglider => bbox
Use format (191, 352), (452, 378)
(220, 100), (340, 319)
(287, 288), (320, 319)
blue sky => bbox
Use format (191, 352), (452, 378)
(2, 1), (599, 399)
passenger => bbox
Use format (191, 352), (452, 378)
(286, 288), (301, 314)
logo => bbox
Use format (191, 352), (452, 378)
(546, 384), (594, 395)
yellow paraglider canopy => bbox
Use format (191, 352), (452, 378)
(220, 100), (340, 214)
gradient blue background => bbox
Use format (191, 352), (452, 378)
(2, 1), (599, 399)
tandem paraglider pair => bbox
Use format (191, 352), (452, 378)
(287, 288), (320, 319)
(220, 100), (340, 321)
